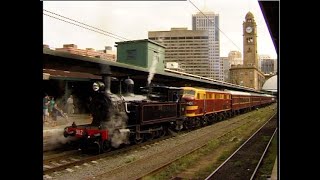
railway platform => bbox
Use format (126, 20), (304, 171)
(43, 114), (92, 131)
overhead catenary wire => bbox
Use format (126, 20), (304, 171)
(188, 0), (242, 52)
(43, 13), (127, 41)
(43, 9), (130, 41)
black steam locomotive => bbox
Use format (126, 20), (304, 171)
(63, 65), (187, 153)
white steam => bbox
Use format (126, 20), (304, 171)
(102, 94), (129, 148)
(147, 53), (159, 85)
(43, 128), (77, 151)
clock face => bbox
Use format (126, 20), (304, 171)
(246, 26), (252, 33)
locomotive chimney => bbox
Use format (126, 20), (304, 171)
(100, 64), (112, 94)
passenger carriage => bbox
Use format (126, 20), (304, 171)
(224, 90), (252, 115)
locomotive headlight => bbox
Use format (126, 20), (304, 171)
(187, 101), (194, 105)
(93, 81), (105, 92)
(93, 82), (100, 91)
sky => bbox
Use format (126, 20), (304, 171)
(43, 0), (278, 59)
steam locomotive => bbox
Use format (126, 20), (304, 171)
(63, 66), (187, 153)
(63, 65), (276, 153)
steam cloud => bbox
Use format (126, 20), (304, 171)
(43, 128), (77, 151)
(102, 95), (129, 148)
(147, 53), (159, 85)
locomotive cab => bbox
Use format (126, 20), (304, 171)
(140, 85), (183, 102)
(181, 87), (197, 116)
(182, 88), (196, 101)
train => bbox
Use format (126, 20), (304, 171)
(181, 87), (275, 129)
(63, 66), (276, 153)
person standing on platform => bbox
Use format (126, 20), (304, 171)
(48, 96), (55, 119)
(43, 94), (50, 123)
(51, 102), (68, 127)
(66, 95), (74, 115)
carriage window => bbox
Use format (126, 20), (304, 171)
(215, 94), (223, 99)
(197, 93), (200, 99)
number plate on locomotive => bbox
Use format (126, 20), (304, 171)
(76, 129), (83, 135)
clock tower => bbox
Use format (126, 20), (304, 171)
(243, 11), (258, 67)
(229, 12), (265, 90)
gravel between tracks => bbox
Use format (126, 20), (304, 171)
(44, 104), (276, 180)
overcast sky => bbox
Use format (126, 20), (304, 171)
(43, 0), (278, 59)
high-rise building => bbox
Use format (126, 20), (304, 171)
(261, 58), (276, 75)
(258, 54), (270, 70)
(149, 28), (211, 78)
(274, 59), (277, 75)
(222, 51), (243, 82)
(228, 51), (243, 66)
(192, 12), (223, 81)
(258, 55), (277, 75)
(221, 57), (230, 82)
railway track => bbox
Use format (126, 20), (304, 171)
(204, 113), (277, 180)
(43, 134), (173, 175)
(43, 150), (90, 174)
(89, 112), (270, 180)
(44, 149), (81, 164)
(135, 117), (269, 180)
(250, 129), (277, 180)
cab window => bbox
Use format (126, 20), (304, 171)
(183, 90), (195, 96)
